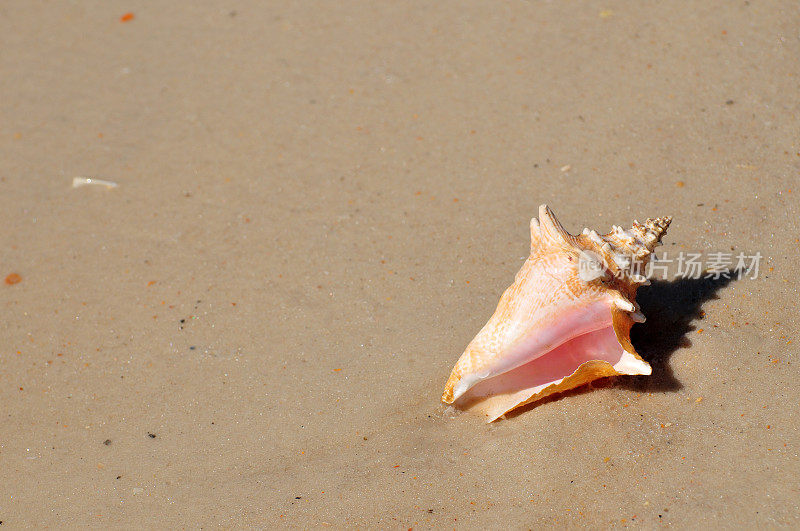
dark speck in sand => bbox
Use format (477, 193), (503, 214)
(147, 433), (156, 439)
(116, 475), (122, 480)
(103, 439), (112, 446)
(726, 99), (735, 105)
(295, 496), (302, 500)
(189, 346), (196, 350)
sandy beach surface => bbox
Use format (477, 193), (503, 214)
(2, 1), (799, 527)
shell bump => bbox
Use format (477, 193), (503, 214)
(442, 205), (672, 421)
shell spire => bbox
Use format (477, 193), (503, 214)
(442, 205), (673, 421)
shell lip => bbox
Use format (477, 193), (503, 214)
(448, 298), (620, 402)
(447, 297), (652, 411)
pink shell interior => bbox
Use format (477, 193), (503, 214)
(455, 309), (632, 421)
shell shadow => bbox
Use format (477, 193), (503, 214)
(621, 272), (739, 393)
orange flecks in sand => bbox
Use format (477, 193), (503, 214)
(13, 132), (22, 140)
(721, 30), (727, 35)
(676, 181), (685, 187)
(695, 397), (703, 403)
(767, 425), (771, 429)
(393, 465), (400, 468)
(120, 12), (134, 22)
(5, 273), (22, 285)
(603, 457), (610, 463)
(697, 328), (704, 333)
(333, 368), (342, 372)
(147, 280), (156, 287)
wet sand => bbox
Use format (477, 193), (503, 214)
(2, 1), (799, 527)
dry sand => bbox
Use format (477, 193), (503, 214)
(1, 1), (799, 528)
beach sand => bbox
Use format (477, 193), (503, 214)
(1, 1), (798, 527)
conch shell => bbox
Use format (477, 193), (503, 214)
(442, 205), (671, 421)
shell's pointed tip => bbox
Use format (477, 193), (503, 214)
(537, 204), (572, 243)
(538, 204), (550, 218)
(647, 215), (673, 232)
(614, 297), (637, 312)
(614, 352), (652, 376)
